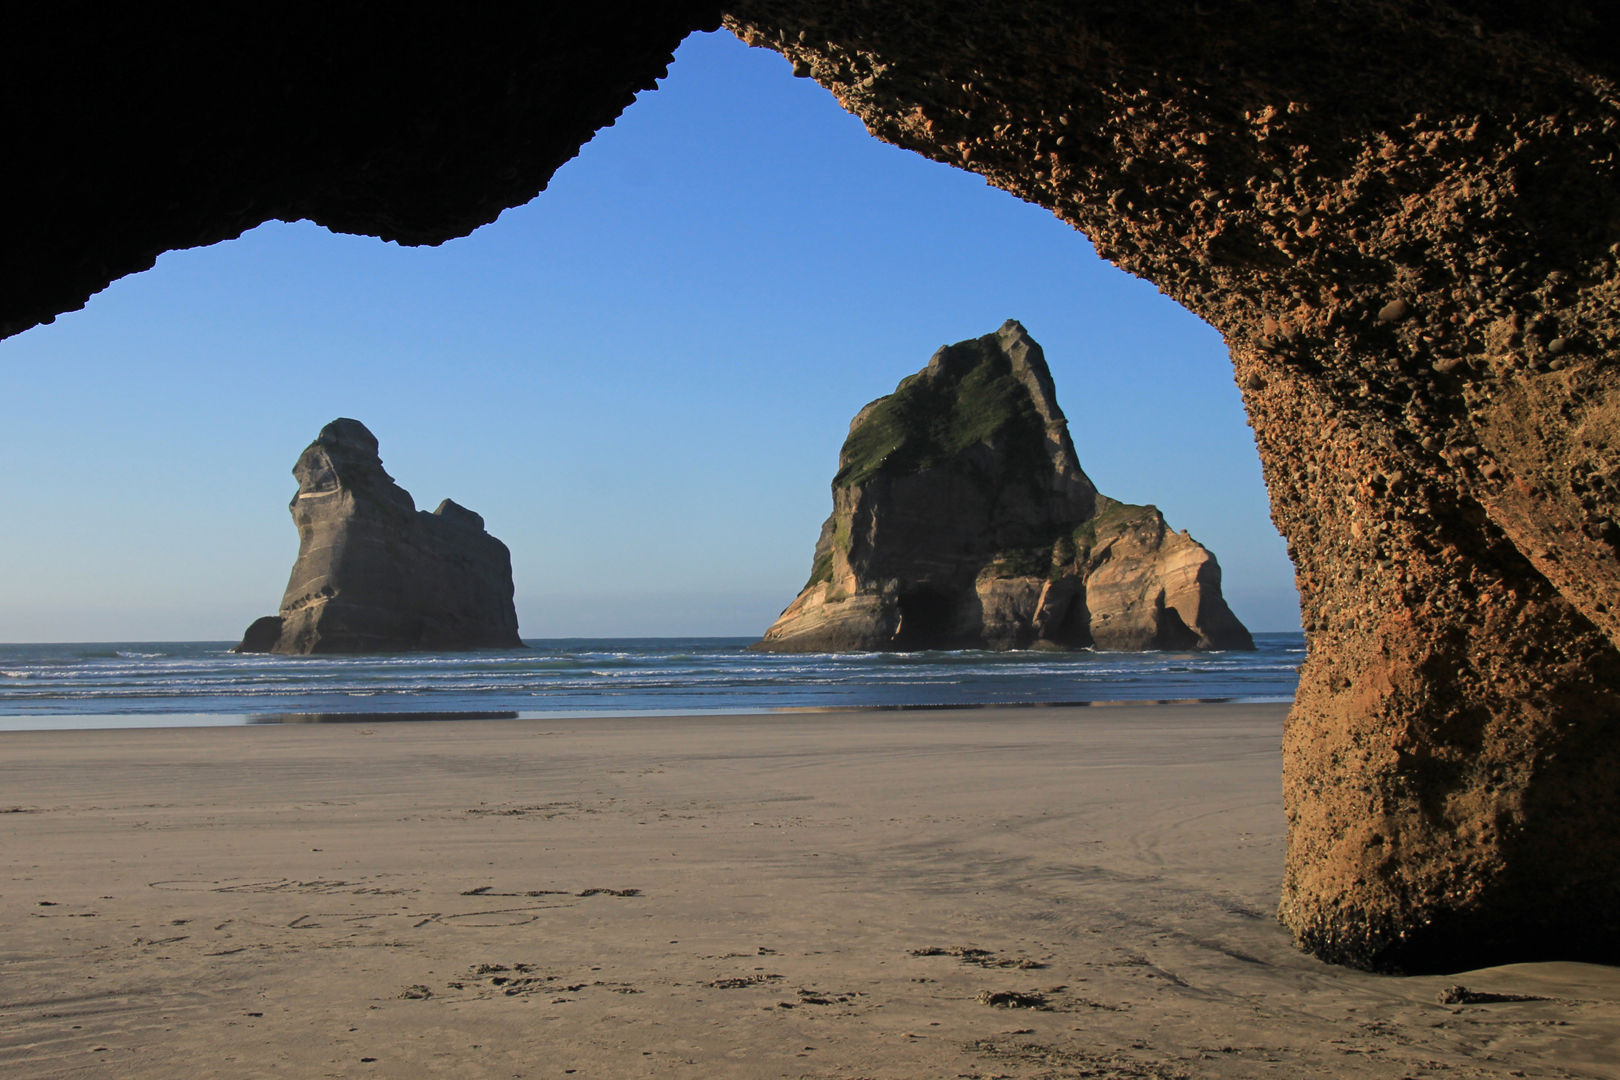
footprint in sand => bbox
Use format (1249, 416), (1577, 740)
(440, 909), (546, 927)
(910, 945), (1045, 969)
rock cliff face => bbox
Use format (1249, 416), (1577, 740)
(234, 419), (522, 654)
(720, 0), (1620, 974)
(755, 322), (1253, 654)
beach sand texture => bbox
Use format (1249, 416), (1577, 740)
(3, 704), (1617, 1079)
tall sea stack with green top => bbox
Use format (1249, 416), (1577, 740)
(753, 321), (1254, 653)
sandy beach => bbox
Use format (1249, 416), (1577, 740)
(2, 703), (1617, 1079)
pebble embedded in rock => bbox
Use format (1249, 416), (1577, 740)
(1548, 337), (1568, 354)
(1378, 299), (1411, 323)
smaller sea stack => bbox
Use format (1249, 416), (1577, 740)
(754, 321), (1252, 653)
(234, 418), (522, 654)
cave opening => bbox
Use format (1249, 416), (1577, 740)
(0, 27), (1291, 644)
(6, 3), (1620, 975)
(891, 587), (957, 650)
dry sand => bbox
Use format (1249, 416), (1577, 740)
(2, 703), (1617, 1079)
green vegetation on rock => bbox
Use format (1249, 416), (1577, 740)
(832, 516), (853, 554)
(834, 334), (1050, 489)
(983, 546), (1052, 579)
(1070, 498), (1156, 549)
(1048, 499), (1161, 578)
(804, 548), (835, 590)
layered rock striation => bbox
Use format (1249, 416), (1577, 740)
(755, 322), (1253, 654)
(235, 419), (522, 654)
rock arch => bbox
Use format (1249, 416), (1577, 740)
(6, 2), (1619, 972)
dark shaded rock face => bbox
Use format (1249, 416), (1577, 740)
(236, 616), (283, 654)
(11, 2), (1620, 972)
(234, 420), (522, 655)
(755, 322), (1253, 654)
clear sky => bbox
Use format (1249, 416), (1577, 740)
(0, 31), (1298, 643)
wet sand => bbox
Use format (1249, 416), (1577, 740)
(2, 704), (1617, 1079)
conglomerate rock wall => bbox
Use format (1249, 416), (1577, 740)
(723, 0), (1620, 974)
(7, 2), (1620, 973)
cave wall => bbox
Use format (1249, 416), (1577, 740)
(6, 1), (1620, 972)
(719, 0), (1620, 971)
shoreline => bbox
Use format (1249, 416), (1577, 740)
(3, 704), (1615, 1078)
(0, 635), (1308, 734)
(0, 695), (1297, 733)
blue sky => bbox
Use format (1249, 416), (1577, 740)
(0, 31), (1298, 642)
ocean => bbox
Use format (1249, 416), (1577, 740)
(0, 634), (1304, 731)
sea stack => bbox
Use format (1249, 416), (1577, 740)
(754, 322), (1253, 653)
(234, 418), (523, 654)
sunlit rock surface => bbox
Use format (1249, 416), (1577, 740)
(234, 419), (522, 655)
(722, 0), (1620, 972)
(754, 322), (1252, 654)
